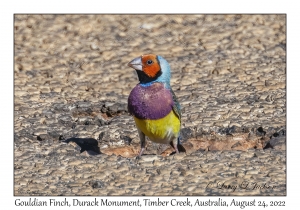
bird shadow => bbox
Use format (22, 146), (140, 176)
(61, 137), (101, 155)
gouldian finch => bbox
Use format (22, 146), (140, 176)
(127, 54), (186, 156)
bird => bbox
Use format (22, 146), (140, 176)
(127, 54), (186, 156)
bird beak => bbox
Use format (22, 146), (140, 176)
(128, 56), (143, 71)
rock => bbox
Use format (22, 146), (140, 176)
(269, 136), (286, 150)
(180, 127), (195, 141)
(77, 101), (91, 108)
(256, 127), (266, 136)
(36, 134), (49, 141)
(120, 135), (133, 145)
(90, 180), (105, 189)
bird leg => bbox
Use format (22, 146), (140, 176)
(171, 137), (180, 154)
(137, 128), (146, 157)
(170, 137), (186, 154)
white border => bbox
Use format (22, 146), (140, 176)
(2, 0), (297, 209)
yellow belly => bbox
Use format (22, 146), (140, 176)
(134, 110), (180, 144)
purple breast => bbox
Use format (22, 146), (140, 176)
(128, 83), (173, 120)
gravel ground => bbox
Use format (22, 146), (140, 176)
(14, 14), (286, 196)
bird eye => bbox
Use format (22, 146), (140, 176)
(146, 60), (153, 65)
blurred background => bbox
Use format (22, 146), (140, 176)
(15, 14), (286, 138)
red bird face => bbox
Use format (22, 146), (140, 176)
(141, 54), (161, 78)
(128, 54), (161, 78)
